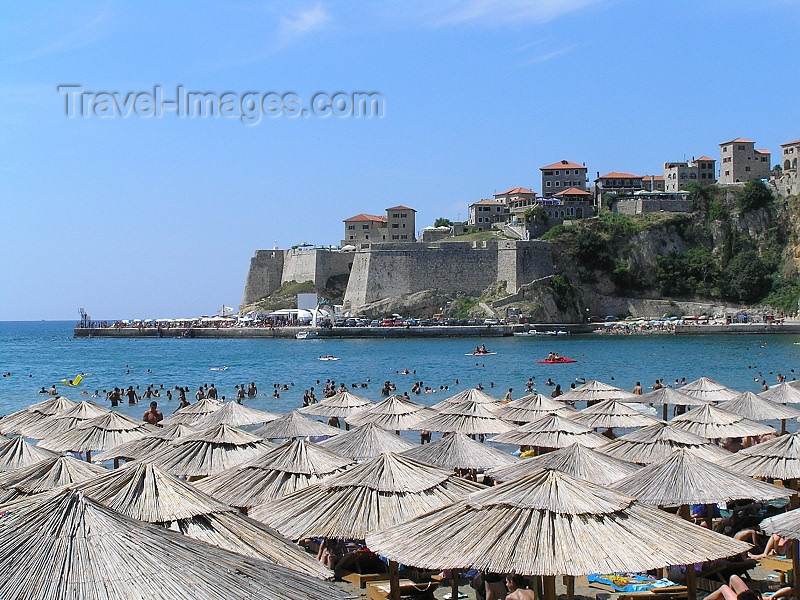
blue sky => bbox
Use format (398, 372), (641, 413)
(1, 0), (798, 321)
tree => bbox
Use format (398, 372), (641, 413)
(736, 179), (772, 213)
(434, 218), (452, 227)
(721, 250), (771, 304)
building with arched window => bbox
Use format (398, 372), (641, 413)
(781, 140), (800, 172)
(718, 138), (770, 183)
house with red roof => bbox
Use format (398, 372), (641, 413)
(780, 140), (800, 172)
(663, 156), (716, 192)
(342, 206), (416, 246)
(719, 138), (771, 184)
(540, 160), (588, 197)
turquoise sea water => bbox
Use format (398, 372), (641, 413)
(3, 322), (800, 430)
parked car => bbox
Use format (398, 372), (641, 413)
(370, 320), (380, 327)
(484, 318), (500, 325)
(334, 318), (346, 327)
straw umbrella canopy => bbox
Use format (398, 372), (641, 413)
(318, 422), (416, 461)
(0, 487), (344, 599)
(679, 377), (741, 403)
(0, 455), (107, 503)
(0, 396), (77, 435)
(194, 439), (354, 509)
(569, 398), (663, 430)
(37, 411), (157, 460)
(160, 397), (222, 426)
(365, 468), (751, 580)
(146, 423), (274, 477)
(761, 382), (800, 405)
(717, 432), (800, 479)
(401, 432), (519, 471)
(761, 507), (800, 539)
(640, 387), (712, 420)
(19, 400), (110, 440)
(93, 423), (197, 463)
(489, 442), (640, 485)
(249, 452), (484, 540)
(347, 395), (438, 430)
(297, 390), (375, 419)
(719, 391), (800, 421)
(612, 448), (791, 506)
(415, 399), (515, 435)
(430, 388), (504, 412)
(0, 435), (57, 471)
(70, 461), (332, 580)
(489, 413), (609, 449)
(192, 401), (280, 429)
(252, 411), (344, 440)
(599, 422), (733, 465)
(670, 403), (775, 439)
(494, 393), (576, 423)
(556, 380), (637, 405)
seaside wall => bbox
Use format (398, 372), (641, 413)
(280, 248), (352, 289)
(343, 241), (554, 309)
(242, 250), (285, 306)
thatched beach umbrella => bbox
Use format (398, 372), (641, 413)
(37, 411), (156, 461)
(365, 468), (750, 600)
(415, 399), (515, 435)
(612, 448), (791, 506)
(195, 438), (354, 509)
(192, 401), (280, 429)
(347, 395), (437, 430)
(718, 391), (800, 434)
(556, 380), (637, 405)
(160, 397), (222, 426)
(401, 432), (519, 471)
(146, 423), (273, 477)
(0, 455), (107, 503)
(599, 422), (733, 465)
(318, 422), (416, 461)
(297, 390), (375, 420)
(760, 508), (800, 600)
(0, 396), (76, 435)
(717, 431), (800, 479)
(494, 393), (576, 423)
(93, 423), (197, 464)
(670, 403), (775, 439)
(430, 388), (504, 412)
(489, 413), (609, 449)
(249, 452), (483, 540)
(640, 387), (711, 420)
(489, 442), (640, 485)
(761, 382), (800, 404)
(20, 400), (110, 440)
(70, 461), (332, 580)
(680, 376), (741, 403)
(0, 435), (57, 471)
(569, 398), (662, 430)
(252, 410), (343, 440)
(0, 487), (344, 599)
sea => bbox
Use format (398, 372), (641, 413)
(2, 321), (800, 433)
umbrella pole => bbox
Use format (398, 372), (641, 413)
(450, 568), (459, 600)
(782, 418), (787, 435)
(86, 450), (92, 463)
(662, 404), (668, 421)
(388, 560), (400, 600)
(792, 539), (799, 600)
(564, 575), (575, 600)
(678, 504), (698, 600)
(543, 575), (556, 600)
(113, 458), (120, 469)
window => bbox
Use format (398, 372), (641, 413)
(555, 170), (560, 175)
(544, 170), (553, 176)
(402, 224), (406, 228)
(348, 225), (355, 230)
(725, 170), (730, 176)
(554, 181), (560, 187)
(738, 145), (745, 150)
(362, 224), (370, 229)
(401, 213), (407, 217)
(546, 181), (551, 187)
(349, 235), (354, 240)
(392, 223), (399, 228)
(392, 235), (399, 240)
(745, 166), (751, 171)
(401, 234), (408, 239)
(393, 213), (399, 218)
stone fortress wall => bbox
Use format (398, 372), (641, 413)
(242, 241), (555, 311)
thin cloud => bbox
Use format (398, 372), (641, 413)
(278, 2), (330, 38)
(427, 0), (599, 26)
(520, 44), (577, 66)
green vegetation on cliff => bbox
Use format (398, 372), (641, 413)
(542, 181), (800, 311)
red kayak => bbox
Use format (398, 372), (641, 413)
(536, 357), (577, 364)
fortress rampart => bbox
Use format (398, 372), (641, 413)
(242, 240), (554, 311)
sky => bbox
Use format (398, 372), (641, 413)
(1, 0), (799, 321)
